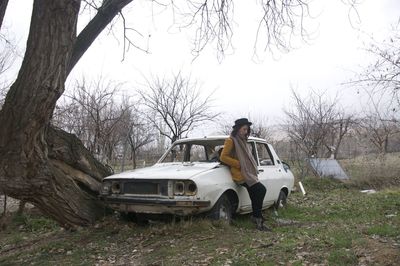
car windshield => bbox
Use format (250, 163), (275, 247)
(160, 140), (225, 163)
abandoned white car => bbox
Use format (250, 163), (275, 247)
(99, 136), (294, 222)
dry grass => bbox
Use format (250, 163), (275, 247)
(340, 152), (400, 189)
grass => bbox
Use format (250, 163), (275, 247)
(11, 213), (58, 232)
(0, 177), (399, 265)
(366, 224), (399, 237)
(340, 152), (400, 189)
(286, 152), (400, 190)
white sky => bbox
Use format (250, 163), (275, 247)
(2, 0), (400, 136)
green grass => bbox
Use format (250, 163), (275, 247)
(0, 177), (399, 265)
(328, 249), (358, 266)
(13, 213), (58, 232)
(366, 224), (399, 237)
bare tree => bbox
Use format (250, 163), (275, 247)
(284, 89), (353, 159)
(247, 115), (274, 142)
(328, 111), (354, 159)
(355, 92), (400, 155)
(347, 24), (400, 156)
(53, 77), (128, 164)
(116, 97), (155, 170)
(218, 122), (233, 135)
(139, 72), (219, 143)
(350, 24), (400, 114)
(357, 116), (399, 155)
(126, 107), (155, 169)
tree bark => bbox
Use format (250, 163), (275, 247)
(0, 0), (9, 30)
(131, 148), (137, 169)
(1, 194), (6, 216)
(0, 0), (113, 228)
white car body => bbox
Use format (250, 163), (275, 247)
(100, 136), (294, 217)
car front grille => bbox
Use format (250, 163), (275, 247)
(124, 182), (159, 195)
(122, 180), (169, 196)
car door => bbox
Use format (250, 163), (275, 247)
(255, 141), (282, 206)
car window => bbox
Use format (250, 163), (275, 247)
(189, 144), (207, 162)
(160, 139), (262, 163)
(248, 142), (258, 163)
(161, 143), (216, 163)
(163, 144), (185, 162)
(256, 142), (274, 166)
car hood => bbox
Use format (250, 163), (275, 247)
(104, 162), (220, 180)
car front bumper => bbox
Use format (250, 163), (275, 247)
(100, 195), (211, 215)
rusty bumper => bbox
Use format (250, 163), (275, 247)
(100, 195), (211, 215)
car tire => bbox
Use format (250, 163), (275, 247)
(275, 190), (287, 209)
(208, 194), (233, 224)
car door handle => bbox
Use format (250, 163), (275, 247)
(258, 169), (264, 172)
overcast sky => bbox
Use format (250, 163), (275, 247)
(2, 0), (400, 136)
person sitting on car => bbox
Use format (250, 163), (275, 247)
(220, 118), (271, 231)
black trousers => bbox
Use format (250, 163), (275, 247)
(242, 182), (267, 218)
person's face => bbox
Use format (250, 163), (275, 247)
(238, 125), (249, 138)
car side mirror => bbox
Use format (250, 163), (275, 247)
(282, 161), (291, 172)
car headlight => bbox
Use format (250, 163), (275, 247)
(174, 181), (185, 196)
(185, 181), (197, 196)
(111, 181), (121, 194)
(173, 180), (197, 196)
(100, 181), (112, 195)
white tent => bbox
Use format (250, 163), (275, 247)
(307, 158), (349, 180)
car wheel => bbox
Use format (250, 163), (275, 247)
(275, 190), (287, 209)
(209, 194), (232, 223)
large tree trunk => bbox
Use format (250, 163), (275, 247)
(0, 0), (9, 30)
(0, 0), (112, 228)
(0, 0), (136, 228)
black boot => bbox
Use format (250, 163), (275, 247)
(250, 215), (266, 224)
(254, 217), (272, 231)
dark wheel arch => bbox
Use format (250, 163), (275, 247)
(224, 189), (239, 213)
(275, 188), (288, 209)
(208, 190), (239, 223)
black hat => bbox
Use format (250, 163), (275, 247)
(232, 118), (252, 129)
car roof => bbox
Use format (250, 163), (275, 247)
(173, 135), (269, 145)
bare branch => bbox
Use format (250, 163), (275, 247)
(348, 24), (400, 114)
(139, 72), (219, 143)
(68, 0), (134, 75)
(283, 88), (354, 159)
